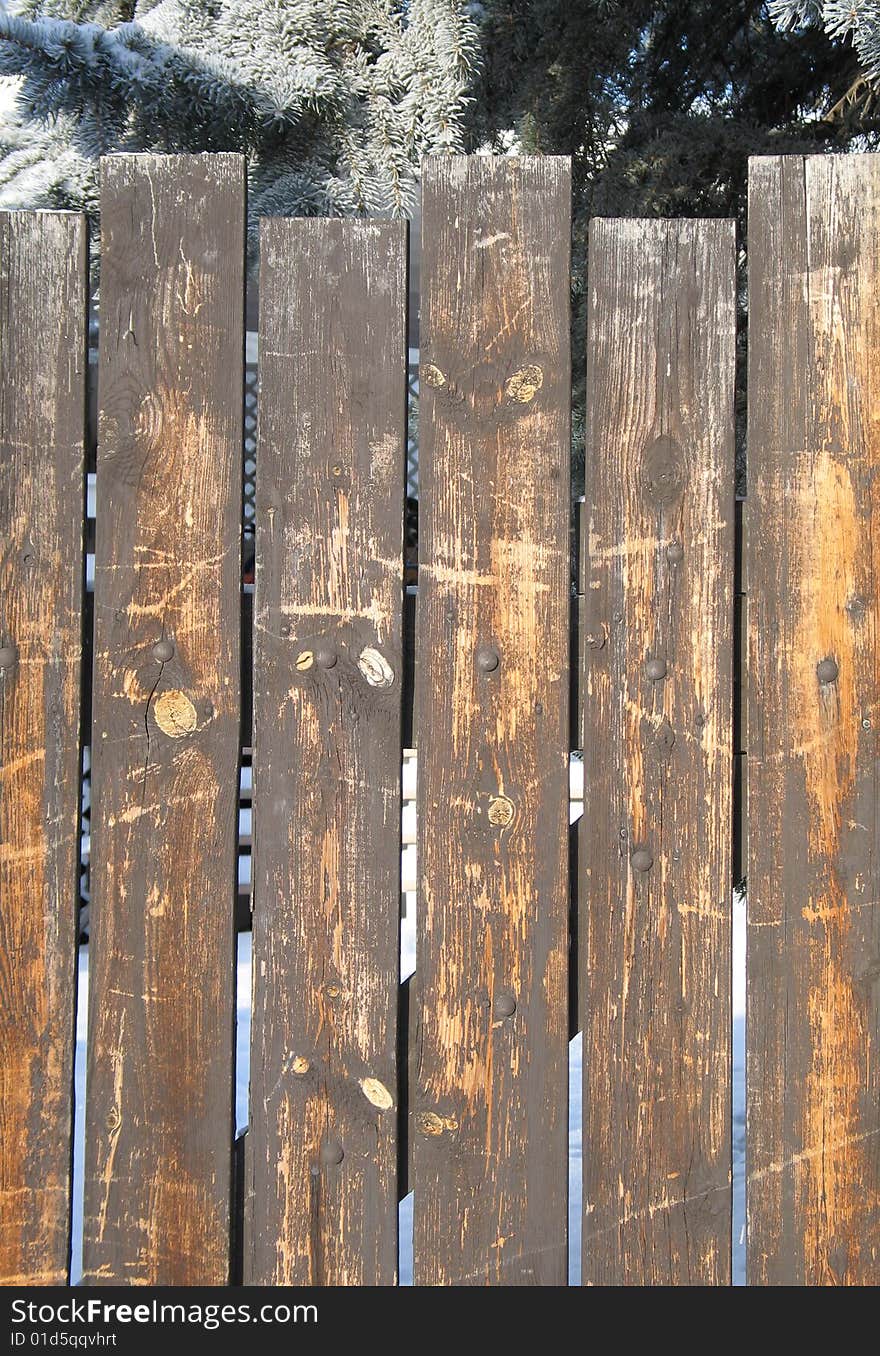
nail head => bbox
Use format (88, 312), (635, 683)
(316, 644), (338, 669)
(646, 657), (667, 681)
(319, 1139), (344, 1166)
(631, 847), (654, 873)
(151, 638), (175, 663)
(0, 644), (18, 669)
(666, 542), (684, 564)
(493, 993), (517, 1020)
(817, 657), (839, 684)
(476, 646), (500, 673)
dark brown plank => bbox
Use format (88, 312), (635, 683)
(82, 154), (245, 1284)
(414, 156), (571, 1286)
(582, 218), (735, 1285)
(747, 153), (880, 1286)
(0, 212), (87, 1286)
(248, 219), (406, 1285)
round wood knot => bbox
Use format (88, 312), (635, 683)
(292, 1056), (310, 1075)
(416, 1111), (456, 1136)
(319, 1139), (344, 1166)
(816, 656), (839, 684)
(358, 647), (394, 688)
(476, 645), (500, 673)
(645, 657), (667, 681)
(504, 364), (543, 404)
(487, 795), (515, 828)
(666, 541), (685, 564)
(151, 638), (175, 663)
(360, 1077), (394, 1110)
(0, 644), (18, 670)
(422, 362), (446, 389)
(640, 435), (687, 507)
(153, 690), (197, 738)
(585, 627), (606, 650)
(295, 649), (314, 672)
(493, 993), (517, 1020)
(631, 847), (654, 873)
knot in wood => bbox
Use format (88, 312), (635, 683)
(295, 649), (314, 672)
(640, 435), (687, 507)
(360, 1077), (394, 1110)
(153, 690), (197, 738)
(504, 364), (543, 404)
(422, 362), (446, 389)
(358, 647), (394, 688)
(487, 795), (515, 828)
(0, 644), (18, 670)
(416, 1111), (456, 1137)
(292, 1056), (310, 1075)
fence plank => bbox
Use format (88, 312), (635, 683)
(249, 220), (406, 1285)
(414, 156), (571, 1286)
(747, 153), (880, 1285)
(582, 219), (735, 1285)
(0, 212), (87, 1286)
(82, 154), (245, 1284)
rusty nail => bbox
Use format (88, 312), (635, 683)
(476, 645), (500, 673)
(151, 638), (175, 663)
(316, 644), (338, 669)
(817, 657), (839, 684)
(666, 542), (684, 564)
(0, 644), (18, 670)
(493, 993), (517, 1020)
(319, 1139), (344, 1166)
(645, 657), (667, 681)
(631, 847), (654, 873)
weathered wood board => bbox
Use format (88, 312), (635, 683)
(582, 218), (736, 1285)
(82, 154), (245, 1284)
(0, 212), (88, 1286)
(248, 219), (406, 1285)
(414, 156), (572, 1286)
(747, 153), (880, 1286)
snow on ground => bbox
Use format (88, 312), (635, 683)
(70, 889), (747, 1286)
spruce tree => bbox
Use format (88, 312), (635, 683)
(0, 0), (479, 247)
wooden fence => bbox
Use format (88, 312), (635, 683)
(0, 150), (878, 1288)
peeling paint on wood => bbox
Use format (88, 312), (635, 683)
(82, 154), (245, 1285)
(248, 219), (406, 1286)
(0, 211), (87, 1286)
(747, 153), (880, 1286)
(582, 218), (735, 1285)
(414, 156), (571, 1286)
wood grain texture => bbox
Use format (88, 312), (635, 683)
(582, 219), (735, 1285)
(747, 153), (880, 1286)
(248, 219), (406, 1285)
(0, 212), (87, 1286)
(414, 156), (571, 1286)
(82, 154), (245, 1284)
